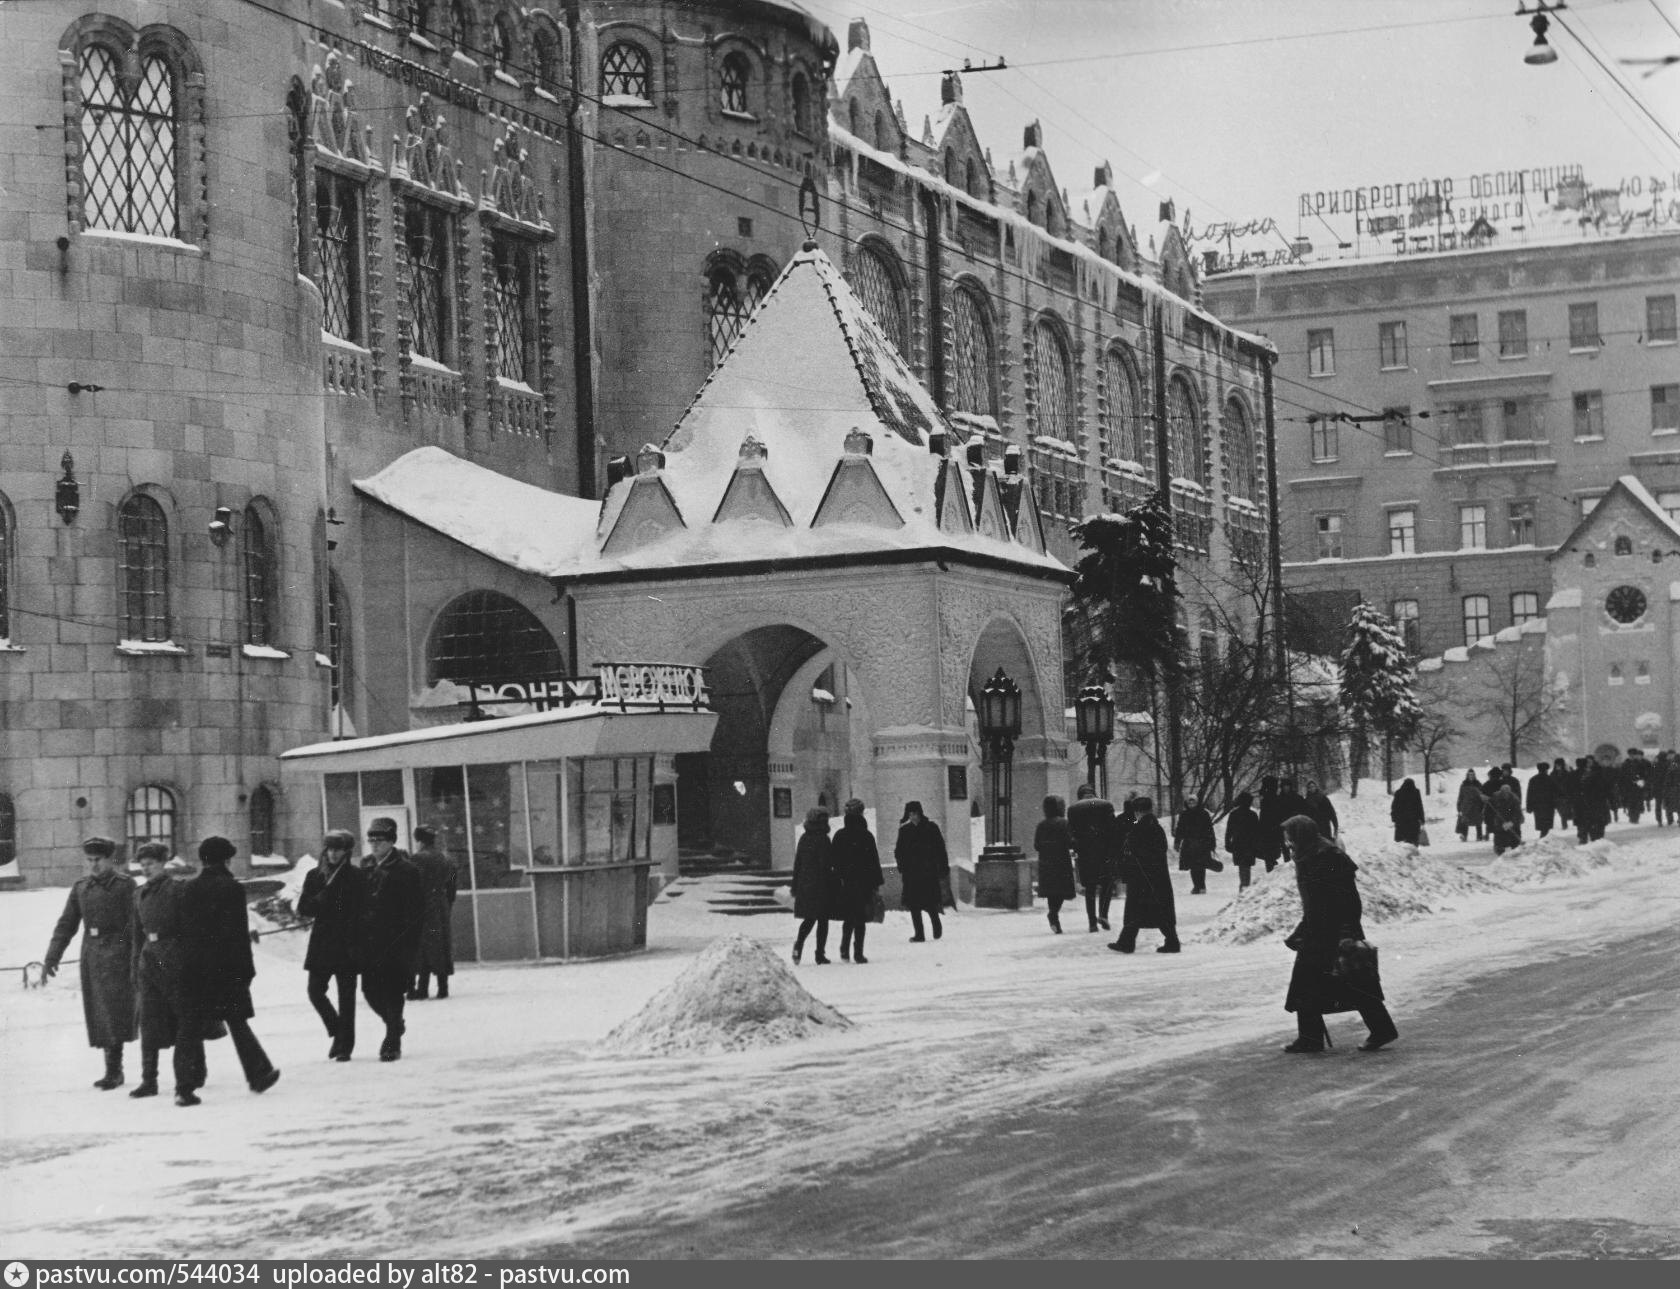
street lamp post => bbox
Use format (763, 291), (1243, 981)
(1075, 682), (1115, 796)
(974, 667), (1031, 909)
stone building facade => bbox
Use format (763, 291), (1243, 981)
(1204, 217), (1680, 659)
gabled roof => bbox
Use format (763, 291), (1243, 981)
(1548, 474), (1680, 559)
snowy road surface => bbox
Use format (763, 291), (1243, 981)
(1, 789), (1677, 1259)
(570, 924), (1680, 1259)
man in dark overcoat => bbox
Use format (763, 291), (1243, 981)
(360, 817), (424, 1061)
(174, 836), (280, 1106)
(1255, 777), (1285, 872)
(893, 801), (949, 943)
(298, 829), (364, 1060)
(407, 824), (457, 1001)
(1108, 797), (1180, 953)
(829, 799), (883, 964)
(129, 841), (188, 1097)
(1526, 763), (1555, 837)
(43, 835), (137, 1089)
(1067, 784), (1119, 932)
(1303, 781), (1339, 840)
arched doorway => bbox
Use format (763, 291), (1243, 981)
(967, 614), (1054, 852)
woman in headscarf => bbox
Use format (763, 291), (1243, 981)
(1279, 815), (1398, 1054)
(1390, 778), (1425, 846)
(1456, 770), (1485, 842)
(791, 808), (833, 965)
(1173, 795), (1218, 894)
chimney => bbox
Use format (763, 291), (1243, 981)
(965, 436), (987, 468)
(848, 18), (870, 52)
(1158, 197), (1176, 224)
(1094, 161), (1113, 189)
(1002, 444), (1023, 476)
(604, 455), (632, 490)
(941, 71), (962, 106)
(928, 430), (948, 458)
(1022, 120), (1042, 150)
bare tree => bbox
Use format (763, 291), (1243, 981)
(1464, 639), (1566, 766)
(1408, 705), (1464, 795)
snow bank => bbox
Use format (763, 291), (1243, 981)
(601, 933), (854, 1056)
(1194, 844), (1503, 946)
(1487, 835), (1617, 883)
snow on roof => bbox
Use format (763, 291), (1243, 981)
(1548, 474), (1680, 560)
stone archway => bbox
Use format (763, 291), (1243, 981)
(967, 613), (1058, 851)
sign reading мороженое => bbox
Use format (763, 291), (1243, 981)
(595, 663), (711, 711)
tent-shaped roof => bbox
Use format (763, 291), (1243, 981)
(1548, 474), (1680, 559)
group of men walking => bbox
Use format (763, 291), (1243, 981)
(40, 817), (458, 1106)
(1455, 750), (1680, 852)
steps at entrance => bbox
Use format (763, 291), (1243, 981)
(664, 870), (791, 917)
(678, 846), (767, 877)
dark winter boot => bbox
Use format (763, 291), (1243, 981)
(94, 1045), (124, 1090)
(436, 978), (449, 1000)
(130, 1046), (160, 1098)
(853, 926), (868, 965)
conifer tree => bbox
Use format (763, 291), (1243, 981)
(1338, 602), (1421, 796)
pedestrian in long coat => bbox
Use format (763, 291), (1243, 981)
(1390, 778), (1425, 846)
(1488, 781), (1524, 854)
(1255, 777), (1285, 871)
(360, 818), (424, 1062)
(1456, 771), (1486, 841)
(791, 808), (832, 965)
(1576, 759), (1610, 842)
(894, 801), (949, 943)
(1224, 791), (1260, 889)
(1525, 763), (1555, 837)
(1034, 795), (1075, 933)
(829, 799), (883, 963)
(1552, 758), (1576, 830)
(1067, 784), (1120, 930)
(407, 825), (457, 1001)
(1664, 755), (1680, 826)
(42, 836), (137, 1090)
(1618, 752), (1648, 823)
(129, 842), (188, 1097)
(1279, 815), (1398, 1054)
(1108, 797), (1180, 953)
(1303, 782), (1339, 840)
(173, 836), (280, 1106)
(1173, 796), (1217, 894)
(298, 829), (364, 1060)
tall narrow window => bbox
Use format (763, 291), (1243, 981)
(1498, 309), (1528, 358)
(1378, 321), (1407, 370)
(491, 15), (515, 73)
(950, 283), (997, 420)
(448, 0), (473, 50)
(0, 498), (11, 641)
(1306, 329), (1334, 376)
(314, 172), (364, 343)
(1033, 318), (1073, 442)
(534, 27), (561, 92)
(118, 495), (170, 642)
(601, 42), (650, 101)
(791, 74), (811, 136)
(404, 203), (453, 364)
(242, 506), (274, 647)
(1222, 397), (1257, 500)
(1649, 294), (1678, 344)
(848, 243), (908, 357)
(80, 45), (180, 238)
(1315, 513), (1344, 560)
(1309, 415), (1338, 462)
(1387, 508), (1415, 555)
(1573, 390), (1604, 439)
(704, 260), (770, 368)
(0, 793), (14, 868)
(491, 233), (536, 385)
(1653, 384), (1680, 434)
(1102, 347), (1141, 465)
(1510, 592), (1540, 626)
(1569, 302), (1600, 351)
(1391, 600), (1421, 653)
(1449, 313), (1479, 363)
(1508, 499), (1537, 546)
(428, 590), (565, 685)
(1166, 375), (1203, 484)
(1463, 595), (1491, 645)
(328, 573), (352, 726)
(1459, 503), (1487, 551)
(248, 784), (276, 859)
(126, 785), (178, 856)
(1383, 407), (1413, 454)
(1450, 401), (1485, 446)
(720, 53), (750, 114)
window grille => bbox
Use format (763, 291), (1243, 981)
(848, 245), (907, 356)
(80, 46), (179, 238)
(492, 235), (533, 383)
(950, 284), (996, 418)
(1222, 398), (1256, 499)
(705, 265), (767, 367)
(314, 172), (363, 342)
(720, 54), (749, 113)
(1033, 319), (1072, 441)
(243, 507), (273, 647)
(1166, 377), (1203, 483)
(118, 495), (170, 642)
(126, 786), (178, 856)
(601, 42), (649, 99)
(1103, 348), (1141, 465)
(428, 590), (565, 686)
(405, 204), (451, 362)
(248, 784), (276, 859)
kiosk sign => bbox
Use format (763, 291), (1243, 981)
(596, 662), (711, 711)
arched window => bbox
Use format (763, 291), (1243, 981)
(447, 0), (473, 50)
(118, 494), (170, 641)
(601, 42), (650, 101)
(848, 242), (908, 357)
(1222, 397), (1257, 500)
(949, 282), (997, 418)
(1097, 228), (1109, 262)
(126, 785), (177, 857)
(847, 100), (859, 136)
(791, 73), (811, 136)
(533, 27), (561, 92)
(79, 43), (180, 238)
(0, 493), (12, 641)
(943, 148), (957, 185)
(1046, 202), (1061, 238)
(0, 792), (14, 868)
(1166, 374), (1204, 485)
(1026, 190), (1039, 227)
(242, 505), (274, 647)
(965, 158), (979, 198)
(248, 784), (276, 859)
(491, 14), (515, 74)
(428, 590), (566, 686)
(413, 0), (435, 36)
(1103, 347), (1145, 470)
(704, 258), (772, 367)
(873, 110), (887, 151)
(327, 572), (352, 728)
(1614, 535), (1633, 556)
(1032, 317), (1073, 441)
(720, 53), (750, 114)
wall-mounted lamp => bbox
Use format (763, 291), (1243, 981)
(208, 505), (234, 548)
(55, 451), (80, 524)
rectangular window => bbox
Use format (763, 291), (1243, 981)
(490, 232), (536, 386)
(1463, 594), (1491, 645)
(1383, 407), (1413, 454)
(1508, 499), (1536, 546)
(1569, 302), (1600, 351)
(1573, 390), (1604, 440)
(1391, 599), (1421, 653)
(1650, 294), (1678, 344)
(1387, 508), (1416, 555)
(1310, 415), (1339, 462)
(1510, 592), (1540, 626)
(404, 203), (454, 364)
(1459, 503), (1487, 550)
(1450, 401), (1485, 445)
(1315, 512), (1344, 560)
(313, 171), (364, 343)
(1653, 385), (1680, 434)
(1501, 398), (1538, 442)
(1307, 328), (1335, 377)
(1450, 313), (1479, 363)
(1497, 309), (1528, 358)
(1378, 321), (1407, 370)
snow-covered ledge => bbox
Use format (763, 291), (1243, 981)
(0, 640), (25, 653)
(242, 643), (290, 661)
(117, 639), (188, 656)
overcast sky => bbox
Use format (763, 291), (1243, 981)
(805, 0), (1680, 247)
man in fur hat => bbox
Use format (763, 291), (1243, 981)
(360, 817), (423, 1061)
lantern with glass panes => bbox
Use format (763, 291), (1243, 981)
(978, 668), (1023, 845)
(1075, 682), (1116, 795)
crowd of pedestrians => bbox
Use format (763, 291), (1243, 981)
(1453, 749), (1680, 851)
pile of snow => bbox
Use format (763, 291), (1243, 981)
(1194, 844), (1503, 946)
(1488, 835), (1617, 883)
(601, 933), (854, 1057)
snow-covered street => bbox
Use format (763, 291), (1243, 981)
(2, 779), (1676, 1258)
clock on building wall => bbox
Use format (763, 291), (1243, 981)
(1605, 585), (1648, 625)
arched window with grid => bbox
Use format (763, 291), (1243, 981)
(720, 53), (750, 114)
(428, 590), (566, 686)
(0, 793), (14, 869)
(1222, 396), (1258, 501)
(126, 785), (178, 857)
(1033, 316), (1073, 442)
(1102, 346), (1145, 469)
(248, 784), (276, 859)
(704, 260), (770, 367)
(1166, 374), (1205, 486)
(949, 282), (996, 419)
(447, 0), (474, 50)
(118, 494), (170, 642)
(79, 43), (180, 238)
(848, 242), (908, 358)
(491, 234), (536, 384)
(243, 505), (275, 647)
(601, 41), (649, 101)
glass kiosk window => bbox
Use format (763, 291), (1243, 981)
(565, 756), (653, 865)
